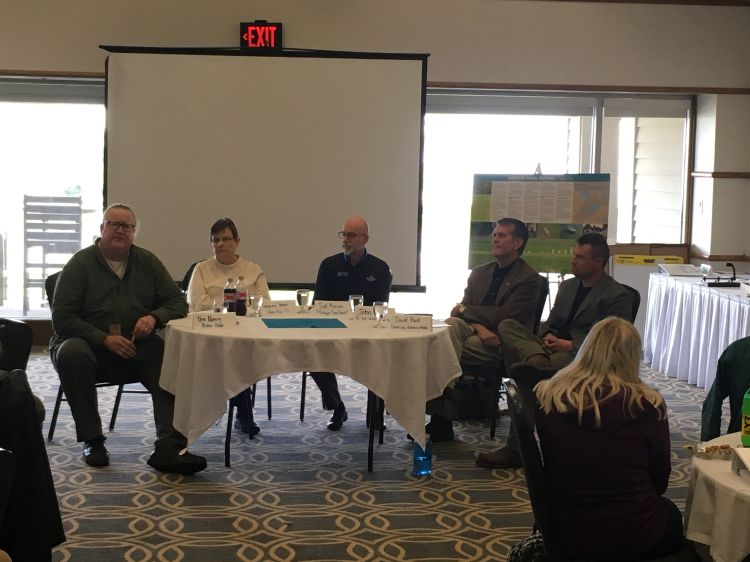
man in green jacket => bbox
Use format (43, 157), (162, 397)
(50, 204), (206, 474)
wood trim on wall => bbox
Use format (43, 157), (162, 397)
(690, 250), (749, 261)
(528, 0), (750, 5)
(0, 69), (104, 79)
(691, 171), (750, 179)
(428, 82), (750, 95)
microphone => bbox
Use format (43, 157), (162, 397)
(726, 262), (737, 281)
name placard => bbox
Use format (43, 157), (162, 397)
(262, 300), (297, 315)
(391, 313), (433, 332)
(189, 311), (238, 329)
(355, 306), (375, 320)
(313, 300), (350, 315)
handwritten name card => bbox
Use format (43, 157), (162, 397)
(188, 311), (238, 329)
(262, 300), (297, 315)
(354, 306), (375, 320)
(313, 300), (350, 315)
(391, 313), (433, 332)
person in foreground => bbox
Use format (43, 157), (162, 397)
(429, 218), (542, 441)
(534, 317), (684, 561)
(187, 217), (271, 436)
(477, 231), (632, 468)
(310, 216), (391, 430)
(50, 204), (206, 474)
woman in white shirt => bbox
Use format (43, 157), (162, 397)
(187, 218), (271, 435)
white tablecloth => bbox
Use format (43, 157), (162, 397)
(643, 274), (750, 389)
(160, 316), (462, 449)
(685, 433), (750, 562)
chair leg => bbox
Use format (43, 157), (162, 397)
(300, 372), (307, 421)
(109, 384), (125, 431)
(47, 386), (64, 441)
(367, 391), (383, 472)
(250, 384), (257, 408)
(225, 401), (234, 467)
(377, 397), (385, 444)
(266, 377), (272, 420)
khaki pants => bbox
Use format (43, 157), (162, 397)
(446, 317), (502, 368)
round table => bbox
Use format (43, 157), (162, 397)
(160, 315), (462, 449)
(685, 432), (750, 562)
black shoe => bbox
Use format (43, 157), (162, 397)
(426, 415), (454, 442)
(233, 417), (261, 436)
(327, 403), (348, 431)
(147, 448), (207, 475)
(82, 436), (110, 467)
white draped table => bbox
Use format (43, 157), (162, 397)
(685, 433), (750, 562)
(643, 274), (750, 390)
(160, 316), (462, 449)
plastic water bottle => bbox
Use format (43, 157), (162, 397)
(223, 277), (236, 313)
(742, 388), (750, 447)
(413, 440), (432, 476)
(235, 276), (248, 316)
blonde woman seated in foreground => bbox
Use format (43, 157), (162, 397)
(534, 316), (684, 561)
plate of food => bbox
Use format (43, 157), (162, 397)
(686, 443), (735, 460)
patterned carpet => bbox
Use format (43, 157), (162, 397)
(23, 350), (712, 562)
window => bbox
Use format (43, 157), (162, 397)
(388, 89), (692, 317)
(0, 78), (105, 318)
(601, 97), (691, 243)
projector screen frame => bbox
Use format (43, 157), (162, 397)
(101, 45), (428, 292)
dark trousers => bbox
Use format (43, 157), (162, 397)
(229, 387), (254, 422)
(640, 497), (685, 559)
(50, 336), (186, 452)
(309, 372), (342, 410)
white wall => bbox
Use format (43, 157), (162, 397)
(1, 1), (749, 89)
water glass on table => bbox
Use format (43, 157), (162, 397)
(296, 289), (310, 313)
(349, 294), (364, 318)
(249, 293), (264, 317)
(373, 301), (389, 328)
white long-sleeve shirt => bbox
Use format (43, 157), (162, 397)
(187, 256), (271, 312)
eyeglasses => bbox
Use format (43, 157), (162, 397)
(338, 231), (364, 240)
(211, 236), (236, 245)
(103, 220), (136, 232)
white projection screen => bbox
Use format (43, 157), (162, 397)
(104, 48), (427, 289)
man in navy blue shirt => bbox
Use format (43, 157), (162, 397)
(310, 216), (392, 430)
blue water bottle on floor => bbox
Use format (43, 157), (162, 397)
(413, 439), (432, 476)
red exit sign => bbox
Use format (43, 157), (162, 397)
(240, 21), (282, 51)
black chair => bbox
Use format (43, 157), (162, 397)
(224, 381), (273, 467)
(45, 271), (149, 442)
(505, 377), (699, 562)
(0, 448), (14, 522)
(489, 274), (550, 439)
(0, 318), (33, 372)
(622, 283), (641, 322)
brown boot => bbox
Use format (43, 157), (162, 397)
(475, 446), (522, 469)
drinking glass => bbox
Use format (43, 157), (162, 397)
(212, 297), (224, 313)
(249, 293), (264, 317)
(373, 301), (388, 328)
(296, 289), (310, 307)
(349, 294), (364, 317)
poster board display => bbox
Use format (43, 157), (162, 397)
(469, 174), (610, 273)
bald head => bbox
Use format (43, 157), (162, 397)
(339, 216), (370, 263)
(343, 216), (369, 235)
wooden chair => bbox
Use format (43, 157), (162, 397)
(23, 195), (82, 314)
